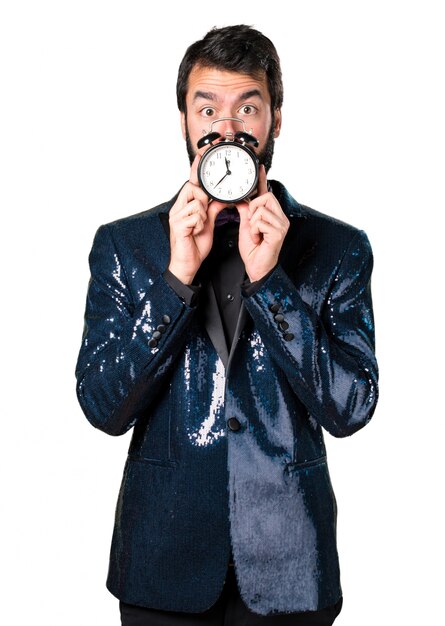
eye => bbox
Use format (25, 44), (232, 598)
(238, 105), (257, 116)
(200, 107), (215, 117)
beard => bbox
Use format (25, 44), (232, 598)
(185, 117), (276, 174)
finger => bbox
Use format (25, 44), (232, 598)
(249, 206), (283, 230)
(172, 200), (207, 224)
(250, 218), (275, 241)
(190, 153), (201, 186)
(173, 181), (208, 215)
(235, 201), (260, 244)
(248, 190), (283, 219)
(172, 154), (204, 211)
(181, 214), (205, 235)
(248, 216), (263, 245)
(257, 164), (268, 196)
(206, 200), (229, 228)
(236, 201), (250, 227)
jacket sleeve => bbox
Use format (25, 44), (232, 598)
(241, 229), (378, 437)
(75, 223), (198, 436)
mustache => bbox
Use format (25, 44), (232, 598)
(185, 120), (276, 173)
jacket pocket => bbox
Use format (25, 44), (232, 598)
(284, 455), (327, 472)
(283, 455), (338, 520)
(127, 453), (177, 469)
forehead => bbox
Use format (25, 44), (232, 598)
(186, 65), (271, 104)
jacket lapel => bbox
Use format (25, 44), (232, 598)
(227, 302), (248, 371)
(201, 280), (230, 367)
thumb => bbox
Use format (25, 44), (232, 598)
(206, 200), (226, 228)
(236, 200), (250, 228)
(257, 164), (268, 196)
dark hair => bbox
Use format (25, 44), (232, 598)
(176, 25), (283, 114)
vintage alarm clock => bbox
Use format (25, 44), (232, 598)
(197, 117), (259, 204)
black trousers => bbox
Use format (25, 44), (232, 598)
(119, 566), (343, 625)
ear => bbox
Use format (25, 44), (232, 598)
(273, 108), (282, 138)
(180, 112), (186, 140)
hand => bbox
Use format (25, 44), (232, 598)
(167, 155), (227, 285)
(236, 165), (290, 282)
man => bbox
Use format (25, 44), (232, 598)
(75, 25), (378, 625)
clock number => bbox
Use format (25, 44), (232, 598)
(228, 189), (232, 197)
(209, 160), (215, 167)
(217, 153), (222, 159)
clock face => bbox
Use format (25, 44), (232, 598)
(198, 142), (258, 203)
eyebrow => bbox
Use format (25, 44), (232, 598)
(192, 89), (264, 103)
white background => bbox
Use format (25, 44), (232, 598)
(1, 1), (444, 624)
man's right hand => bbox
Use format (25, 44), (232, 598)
(167, 154), (225, 285)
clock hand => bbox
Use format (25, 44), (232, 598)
(225, 158), (231, 174)
(215, 169), (231, 188)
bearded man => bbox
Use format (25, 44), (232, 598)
(75, 24), (378, 626)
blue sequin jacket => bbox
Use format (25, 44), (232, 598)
(75, 180), (378, 615)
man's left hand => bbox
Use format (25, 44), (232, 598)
(237, 165), (290, 282)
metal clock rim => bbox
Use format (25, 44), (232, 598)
(208, 117), (252, 135)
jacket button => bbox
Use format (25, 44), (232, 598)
(148, 338), (158, 348)
(162, 315), (171, 324)
(269, 302), (281, 313)
(156, 324), (166, 334)
(152, 330), (162, 340)
(283, 333), (295, 342)
(280, 320), (289, 331)
(274, 313), (285, 323)
(227, 417), (241, 431)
